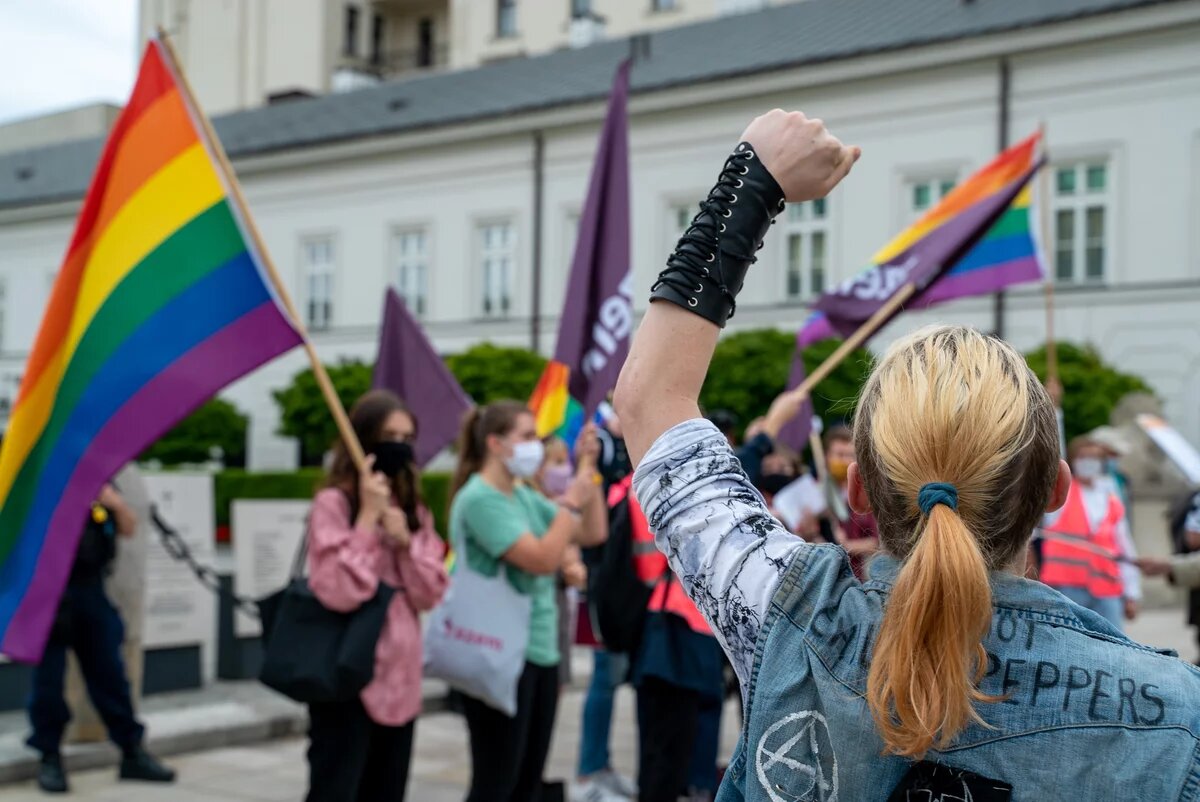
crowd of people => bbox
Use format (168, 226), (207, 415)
(26, 109), (1200, 801)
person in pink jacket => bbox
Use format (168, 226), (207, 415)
(304, 389), (449, 802)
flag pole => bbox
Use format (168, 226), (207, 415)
(1038, 123), (1059, 386)
(790, 283), (917, 401)
(156, 28), (367, 471)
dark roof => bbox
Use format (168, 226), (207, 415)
(0, 0), (1183, 208)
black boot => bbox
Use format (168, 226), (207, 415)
(650, 141), (786, 327)
(37, 753), (68, 794)
(118, 745), (175, 783)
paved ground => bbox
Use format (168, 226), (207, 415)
(0, 607), (1193, 801)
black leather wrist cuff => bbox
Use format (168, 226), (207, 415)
(649, 142), (786, 327)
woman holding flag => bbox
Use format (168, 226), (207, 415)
(613, 109), (1200, 799)
(304, 390), (449, 802)
(449, 401), (606, 802)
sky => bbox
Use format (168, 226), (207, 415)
(0, 0), (139, 126)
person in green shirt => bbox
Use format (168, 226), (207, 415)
(449, 399), (606, 802)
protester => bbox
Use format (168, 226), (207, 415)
(1039, 435), (1141, 630)
(612, 475), (724, 802)
(532, 435), (589, 687)
(304, 390), (448, 802)
(814, 425), (879, 577)
(575, 412), (640, 802)
(450, 401), (606, 802)
(1148, 486), (1200, 659)
(614, 109), (1200, 798)
(27, 483), (175, 794)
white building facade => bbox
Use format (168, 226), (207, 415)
(2, 0), (1199, 468)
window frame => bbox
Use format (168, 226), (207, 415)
(391, 226), (431, 318)
(1050, 158), (1113, 285)
(299, 234), (337, 332)
(780, 199), (831, 303)
(477, 219), (517, 319)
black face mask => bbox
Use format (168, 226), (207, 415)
(370, 441), (414, 479)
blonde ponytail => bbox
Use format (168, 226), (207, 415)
(854, 325), (1061, 759)
(867, 501), (995, 757)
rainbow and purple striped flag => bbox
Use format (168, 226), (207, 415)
(779, 133), (1044, 450)
(798, 131), (1045, 348)
(0, 39), (302, 662)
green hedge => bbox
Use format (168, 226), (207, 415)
(214, 469), (453, 539)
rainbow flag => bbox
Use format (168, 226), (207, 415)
(529, 361), (586, 444)
(799, 132), (1044, 346)
(0, 39), (302, 662)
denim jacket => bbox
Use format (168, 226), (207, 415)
(634, 420), (1200, 801)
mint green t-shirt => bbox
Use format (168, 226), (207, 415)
(450, 474), (561, 667)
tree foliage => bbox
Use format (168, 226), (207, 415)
(445, 342), (546, 406)
(1024, 341), (1153, 443)
(699, 328), (873, 434)
(274, 360), (373, 465)
(142, 398), (249, 467)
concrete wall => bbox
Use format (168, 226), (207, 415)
(0, 104), (120, 155)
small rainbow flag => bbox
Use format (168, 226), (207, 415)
(0, 39), (302, 661)
(800, 131), (1044, 346)
(529, 361), (586, 444)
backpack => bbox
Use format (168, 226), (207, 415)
(589, 482), (652, 655)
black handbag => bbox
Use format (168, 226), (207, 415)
(258, 511), (395, 703)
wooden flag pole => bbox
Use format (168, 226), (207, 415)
(156, 28), (367, 471)
(1038, 123), (1059, 386)
(789, 282), (918, 401)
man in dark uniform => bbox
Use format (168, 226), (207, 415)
(28, 483), (175, 794)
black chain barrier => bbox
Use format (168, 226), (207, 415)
(150, 505), (261, 619)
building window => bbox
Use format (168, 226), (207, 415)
(301, 237), (335, 331)
(652, 0), (679, 11)
(392, 229), (429, 317)
(783, 199), (829, 301)
(572, 0), (592, 17)
(370, 13), (384, 66)
(1052, 161), (1109, 283)
(907, 176), (957, 220)
(343, 5), (360, 57)
(479, 222), (515, 317)
(497, 0), (517, 37)
(417, 18), (434, 67)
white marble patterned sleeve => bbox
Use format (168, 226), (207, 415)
(632, 418), (809, 686)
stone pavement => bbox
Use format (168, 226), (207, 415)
(0, 607), (1193, 800)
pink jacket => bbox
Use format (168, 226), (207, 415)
(307, 487), (449, 726)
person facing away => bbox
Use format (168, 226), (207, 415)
(304, 389), (449, 802)
(613, 108), (1200, 800)
(449, 401), (607, 802)
(1039, 435), (1140, 631)
(28, 481), (175, 795)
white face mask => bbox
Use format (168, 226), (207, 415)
(1073, 457), (1103, 481)
(505, 440), (545, 479)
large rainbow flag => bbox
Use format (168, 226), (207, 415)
(799, 131), (1044, 347)
(529, 361), (587, 443)
(0, 39), (303, 661)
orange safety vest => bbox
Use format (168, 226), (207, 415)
(1041, 481), (1125, 598)
(609, 477), (712, 636)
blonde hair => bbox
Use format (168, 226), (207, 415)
(855, 325), (1059, 758)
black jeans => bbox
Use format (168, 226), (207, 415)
(637, 676), (701, 802)
(462, 661), (560, 802)
(27, 580), (144, 756)
(306, 697), (415, 802)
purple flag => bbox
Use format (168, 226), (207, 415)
(553, 59), (633, 418)
(373, 289), (472, 466)
(775, 346), (816, 452)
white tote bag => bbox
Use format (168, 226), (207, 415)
(423, 547), (531, 716)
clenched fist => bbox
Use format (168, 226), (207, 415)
(739, 110), (860, 202)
